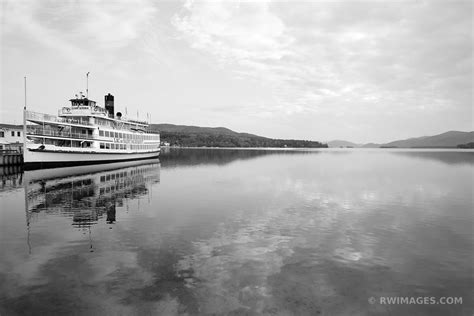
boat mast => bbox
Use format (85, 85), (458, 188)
(86, 72), (90, 98)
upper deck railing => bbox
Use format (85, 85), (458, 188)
(26, 110), (92, 127)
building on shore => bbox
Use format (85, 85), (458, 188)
(0, 124), (23, 152)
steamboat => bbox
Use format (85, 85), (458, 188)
(23, 92), (160, 169)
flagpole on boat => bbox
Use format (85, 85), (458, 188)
(86, 72), (90, 98)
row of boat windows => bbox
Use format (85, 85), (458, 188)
(94, 117), (147, 130)
(41, 139), (90, 147)
(99, 130), (158, 140)
(99, 143), (158, 150)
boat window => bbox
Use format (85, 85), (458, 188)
(104, 131), (109, 137)
(105, 143), (110, 149)
(99, 130), (104, 136)
(100, 143), (105, 149)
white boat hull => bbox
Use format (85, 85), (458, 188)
(24, 147), (160, 169)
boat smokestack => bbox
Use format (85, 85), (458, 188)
(105, 93), (114, 118)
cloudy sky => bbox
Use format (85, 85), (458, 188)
(1, 0), (472, 143)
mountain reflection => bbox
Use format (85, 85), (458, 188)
(24, 159), (160, 229)
(392, 150), (474, 165)
(159, 147), (323, 168)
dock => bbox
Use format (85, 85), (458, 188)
(0, 150), (23, 166)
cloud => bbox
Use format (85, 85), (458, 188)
(2, 0), (157, 65)
(173, 0), (472, 128)
(173, 1), (292, 61)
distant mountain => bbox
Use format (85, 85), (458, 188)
(327, 140), (361, 148)
(361, 143), (381, 148)
(149, 124), (328, 148)
(324, 131), (473, 149)
(381, 131), (474, 148)
(150, 124), (240, 136)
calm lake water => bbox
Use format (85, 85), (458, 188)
(0, 148), (473, 315)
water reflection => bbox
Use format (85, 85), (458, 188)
(0, 149), (473, 315)
(0, 165), (24, 192)
(392, 150), (474, 166)
(25, 159), (159, 226)
(159, 147), (322, 168)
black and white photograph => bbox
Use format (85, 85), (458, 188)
(0, 0), (472, 315)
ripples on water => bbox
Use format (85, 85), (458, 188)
(0, 149), (473, 315)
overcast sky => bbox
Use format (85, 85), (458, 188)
(1, 0), (472, 143)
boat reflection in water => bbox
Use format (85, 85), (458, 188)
(24, 159), (160, 234)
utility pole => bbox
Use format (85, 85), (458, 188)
(23, 76), (27, 156)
